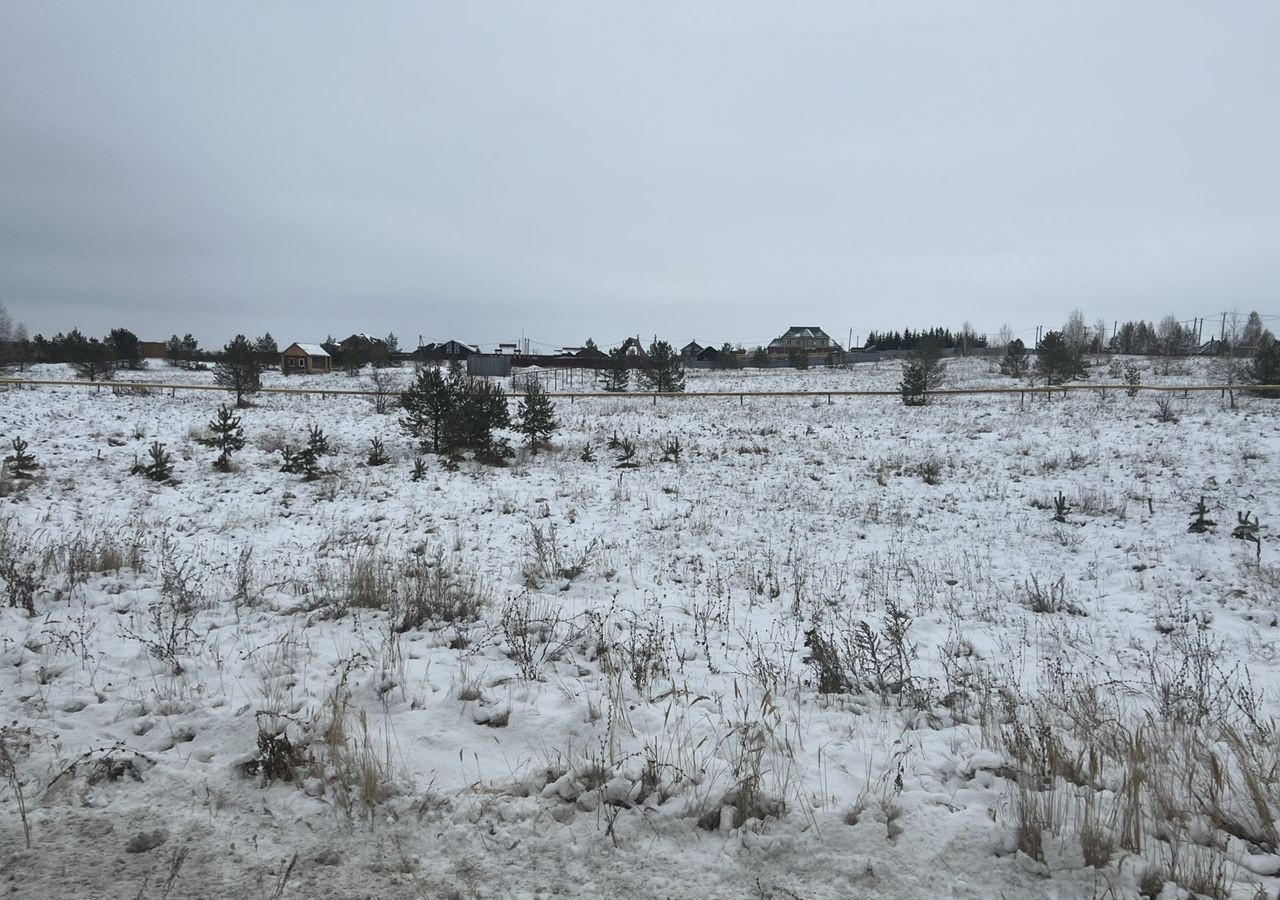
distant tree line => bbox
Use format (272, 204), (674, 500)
(865, 325), (987, 353)
(0, 326), (148, 378)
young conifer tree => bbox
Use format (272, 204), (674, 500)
(516, 379), (558, 454)
(209, 404), (246, 471)
(601, 347), (630, 392)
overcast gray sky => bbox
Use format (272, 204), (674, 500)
(2, 2), (1277, 351)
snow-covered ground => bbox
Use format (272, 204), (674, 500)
(1, 357), (1277, 899)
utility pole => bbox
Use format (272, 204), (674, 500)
(1221, 313), (1227, 342)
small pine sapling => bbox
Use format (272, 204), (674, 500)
(899, 362), (928, 406)
(605, 431), (623, 451)
(208, 404), (246, 472)
(1052, 491), (1070, 523)
(660, 436), (683, 463)
(410, 457), (427, 481)
(614, 437), (638, 469)
(367, 436), (389, 466)
(5, 438), (37, 479)
(516, 380), (558, 454)
(1123, 362), (1142, 398)
(1233, 511), (1262, 560)
(307, 425), (330, 456)
(579, 443), (596, 463)
(1188, 497), (1216, 534)
(280, 446), (320, 481)
(132, 442), (174, 483)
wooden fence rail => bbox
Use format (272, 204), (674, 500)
(1, 377), (1278, 402)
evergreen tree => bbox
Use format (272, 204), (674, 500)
(209, 404), (246, 471)
(601, 347), (630, 392)
(254, 333), (279, 364)
(1249, 332), (1280, 396)
(444, 380), (512, 463)
(999, 338), (1029, 378)
(400, 366), (457, 453)
(132, 442), (174, 482)
(751, 346), (770, 368)
(214, 334), (262, 407)
(717, 342), (740, 369)
(516, 380), (558, 454)
(5, 437), (37, 479)
(107, 328), (144, 370)
(381, 333), (400, 366)
(902, 336), (946, 396)
(899, 360), (928, 406)
(1035, 330), (1087, 385)
(638, 339), (685, 392)
(67, 329), (114, 381)
(1242, 312), (1265, 348)
(165, 334), (200, 366)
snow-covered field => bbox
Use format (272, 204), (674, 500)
(2, 357), (1278, 899)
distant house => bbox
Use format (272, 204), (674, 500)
(281, 342), (332, 374)
(139, 341), (167, 360)
(575, 345), (606, 360)
(618, 337), (647, 357)
(696, 345), (721, 363)
(340, 333), (388, 354)
(680, 341), (704, 360)
(768, 326), (841, 356)
(498, 342), (518, 356)
(417, 340), (478, 360)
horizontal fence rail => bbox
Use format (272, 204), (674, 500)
(2, 377), (1278, 401)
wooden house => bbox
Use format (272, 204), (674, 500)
(417, 339), (478, 360)
(768, 326), (841, 356)
(281, 342), (332, 374)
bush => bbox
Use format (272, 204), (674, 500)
(393, 549), (489, 632)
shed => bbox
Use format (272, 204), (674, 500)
(281, 342), (332, 374)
